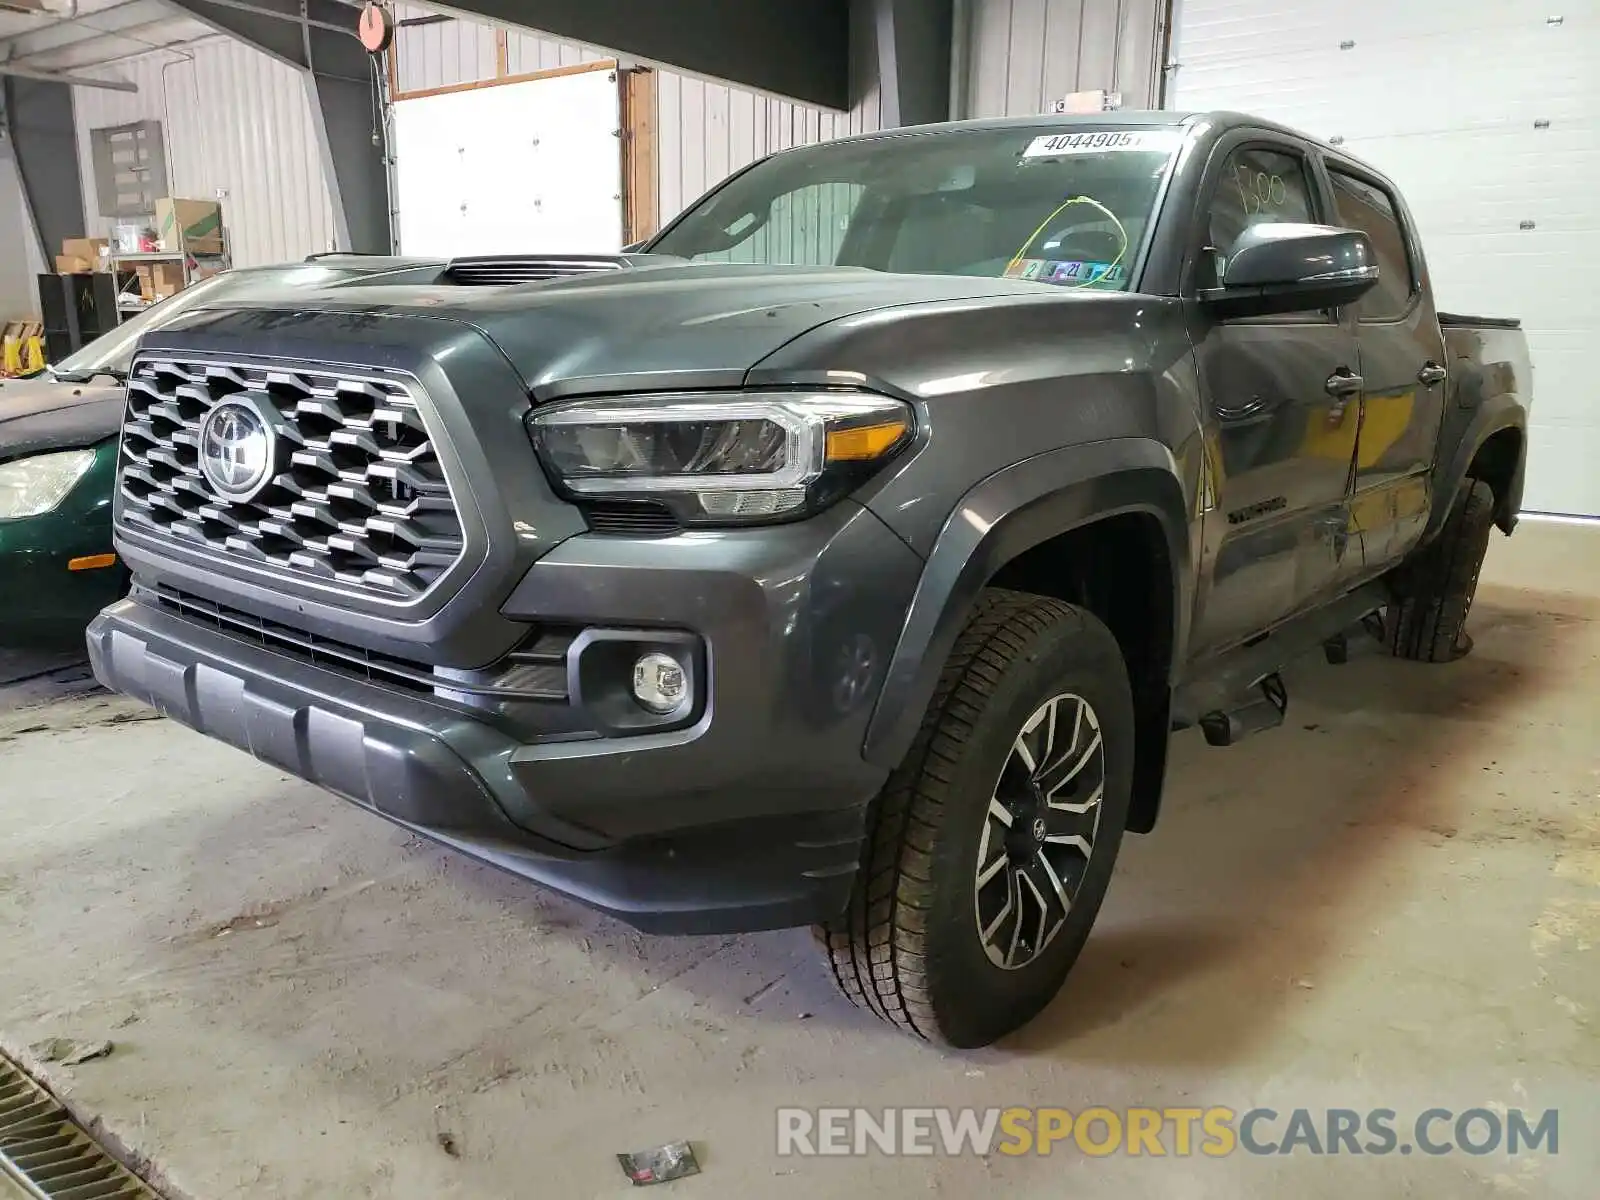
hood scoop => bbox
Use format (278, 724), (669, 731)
(441, 254), (634, 286)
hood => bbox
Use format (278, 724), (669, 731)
(0, 375), (124, 461)
(185, 263), (1047, 397)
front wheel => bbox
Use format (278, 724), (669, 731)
(816, 589), (1135, 1048)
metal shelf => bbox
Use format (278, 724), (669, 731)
(110, 249), (228, 262)
(110, 223), (231, 323)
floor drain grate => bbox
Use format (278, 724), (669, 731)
(0, 1050), (162, 1199)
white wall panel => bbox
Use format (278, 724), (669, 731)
(70, 37), (338, 266)
(1173, 0), (1600, 515)
(392, 4), (492, 90)
(504, 30), (608, 74)
(966, 0), (1165, 117)
(391, 6), (603, 92)
(390, 6), (880, 229)
(655, 71), (881, 224)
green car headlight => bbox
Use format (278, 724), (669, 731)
(0, 448), (96, 521)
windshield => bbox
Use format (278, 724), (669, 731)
(649, 125), (1185, 290)
(51, 264), (366, 380)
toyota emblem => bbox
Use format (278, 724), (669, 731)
(198, 401), (274, 501)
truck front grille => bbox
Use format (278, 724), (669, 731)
(117, 357), (465, 603)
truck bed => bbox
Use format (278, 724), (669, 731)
(1441, 314), (1533, 431)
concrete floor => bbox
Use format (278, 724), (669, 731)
(2, 521), (1597, 1199)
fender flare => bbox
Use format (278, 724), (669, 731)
(1427, 393), (1527, 541)
(862, 438), (1192, 769)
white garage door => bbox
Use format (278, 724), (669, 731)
(1171, 1), (1600, 517)
(393, 66), (624, 258)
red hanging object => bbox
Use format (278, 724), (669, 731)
(357, 3), (394, 54)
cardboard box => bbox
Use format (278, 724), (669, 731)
(151, 262), (183, 300)
(155, 197), (224, 253)
(55, 254), (95, 274)
(135, 262), (184, 301)
(60, 237), (109, 270)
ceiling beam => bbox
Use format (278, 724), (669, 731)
(0, 60), (138, 90)
(0, 0), (77, 19)
(0, 0), (165, 55)
(426, 0), (851, 110)
(7, 17), (193, 68)
(871, 0), (952, 127)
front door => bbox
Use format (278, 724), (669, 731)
(1188, 139), (1363, 656)
(1324, 164), (1449, 571)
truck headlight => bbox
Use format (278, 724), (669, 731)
(0, 448), (96, 521)
(527, 392), (913, 524)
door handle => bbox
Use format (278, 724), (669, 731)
(1324, 369), (1363, 397)
(1417, 362), (1447, 387)
(1215, 395), (1275, 423)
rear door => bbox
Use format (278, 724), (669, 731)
(1323, 163), (1448, 570)
(1187, 133), (1364, 656)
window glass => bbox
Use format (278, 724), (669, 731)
(1200, 147), (1317, 288)
(690, 182), (866, 267)
(651, 126), (1184, 290)
(1328, 169), (1415, 319)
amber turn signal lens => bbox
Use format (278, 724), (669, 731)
(67, 553), (118, 572)
(825, 420), (909, 463)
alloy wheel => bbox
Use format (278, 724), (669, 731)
(973, 692), (1105, 970)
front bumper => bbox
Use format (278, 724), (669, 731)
(87, 501), (925, 934)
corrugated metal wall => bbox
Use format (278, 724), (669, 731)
(70, 36), (339, 266)
(655, 74), (880, 224)
(54, 4), (1157, 277)
(391, 4), (610, 90)
(389, 6), (881, 226)
(965, 0), (1166, 116)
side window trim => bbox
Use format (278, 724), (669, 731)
(1324, 160), (1421, 324)
(1185, 132), (1330, 324)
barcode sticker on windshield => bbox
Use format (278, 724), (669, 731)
(1022, 129), (1183, 158)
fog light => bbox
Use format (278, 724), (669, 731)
(632, 651), (688, 714)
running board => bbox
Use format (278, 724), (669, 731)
(1172, 582), (1388, 733)
(1199, 672), (1287, 747)
(1324, 611), (1388, 664)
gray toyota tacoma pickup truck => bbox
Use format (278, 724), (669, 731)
(88, 111), (1531, 1048)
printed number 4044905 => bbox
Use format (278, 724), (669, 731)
(1023, 129), (1182, 158)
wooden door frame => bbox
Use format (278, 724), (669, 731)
(620, 66), (658, 245)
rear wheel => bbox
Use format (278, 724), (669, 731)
(1384, 479), (1496, 662)
(817, 588), (1134, 1048)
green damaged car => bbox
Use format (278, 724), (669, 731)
(0, 392), (125, 645)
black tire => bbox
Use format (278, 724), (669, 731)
(816, 588), (1135, 1048)
(1384, 479), (1496, 662)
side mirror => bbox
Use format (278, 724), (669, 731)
(1201, 223), (1378, 317)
